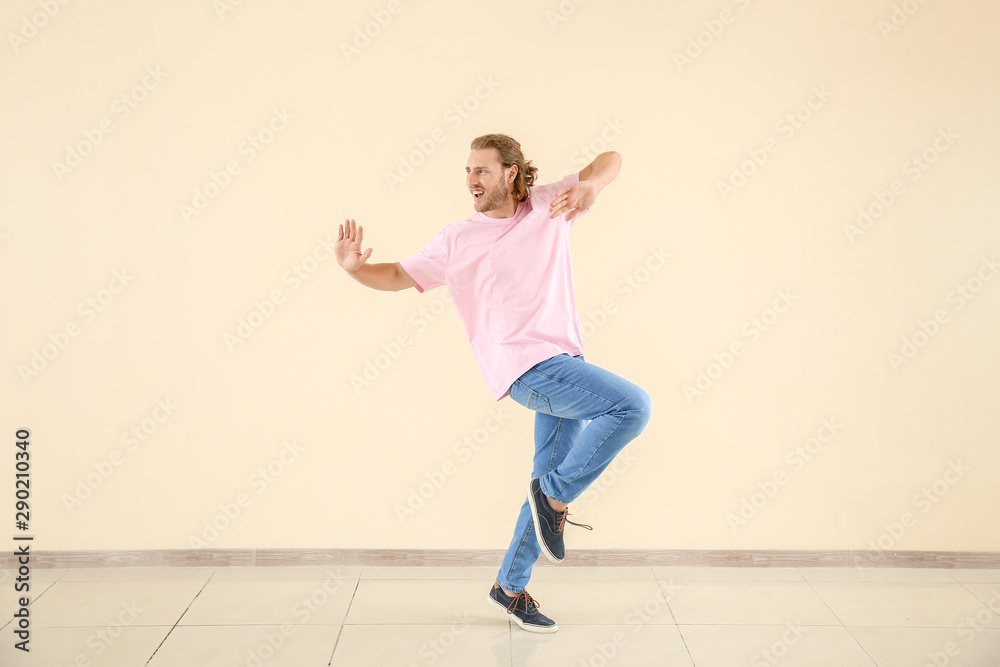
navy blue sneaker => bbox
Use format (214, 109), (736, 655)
(527, 477), (592, 563)
(487, 582), (558, 633)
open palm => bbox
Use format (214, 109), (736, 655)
(336, 219), (373, 271)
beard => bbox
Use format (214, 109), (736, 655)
(475, 179), (510, 214)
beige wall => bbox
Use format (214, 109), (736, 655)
(2, 0), (998, 554)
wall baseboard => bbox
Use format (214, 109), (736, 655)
(3, 549), (999, 569)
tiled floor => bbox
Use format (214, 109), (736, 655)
(2, 565), (1000, 665)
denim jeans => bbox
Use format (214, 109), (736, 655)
(496, 353), (652, 593)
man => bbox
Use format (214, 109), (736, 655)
(335, 134), (651, 633)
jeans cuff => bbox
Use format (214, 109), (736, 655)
(495, 580), (523, 594)
(539, 476), (565, 505)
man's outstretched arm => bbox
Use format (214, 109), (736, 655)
(336, 218), (417, 291)
(549, 151), (622, 222)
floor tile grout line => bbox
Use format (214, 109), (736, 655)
(18, 566), (1000, 662)
(953, 579), (1000, 624)
(327, 576), (363, 665)
(659, 579), (698, 667)
(0, 567), (80, 632)
(143, 568), (219, 666)
(508, 614), (513, 667)
(800, 573), (881, 667)
(36, 620), (987, 628)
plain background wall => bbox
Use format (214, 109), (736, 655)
(1, 0), (998, 554)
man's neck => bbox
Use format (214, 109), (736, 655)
(483, 198), (519, 219)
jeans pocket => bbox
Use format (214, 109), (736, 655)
(511, 380), (552, 414)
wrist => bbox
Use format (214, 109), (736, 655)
(580, 177), (606, 198)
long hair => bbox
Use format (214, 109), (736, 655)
(469, 134), (538, 203)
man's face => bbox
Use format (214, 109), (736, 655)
(466, 148), (515, 215)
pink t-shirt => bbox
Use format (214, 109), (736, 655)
(400, 173), (589, 401)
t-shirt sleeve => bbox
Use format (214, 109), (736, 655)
(530, 172), (590, 226)
(399, 227), (447, 293)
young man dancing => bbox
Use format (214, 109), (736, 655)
(335, 134), (651, 633)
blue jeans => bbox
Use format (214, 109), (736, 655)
(496, 353), (652, 593)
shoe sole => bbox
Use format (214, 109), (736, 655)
(485, 592), (558, 634)
(527, 478), (563, 564)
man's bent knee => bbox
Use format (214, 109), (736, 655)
(631, 387), (651, 432)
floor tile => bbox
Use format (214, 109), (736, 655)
(799, 567), (956, 583)
(510, 624), (694, 666)
(950, 569), (1000, 583)
(519, 580), (678, 626)
(653, 566), (806, 582)
(0, 625), (168, 667)
(668, 581), (841, 625)
(810, 582), (993, 627)
(0, 568), (69, 583)
(680, 624), (877, 666)
(529, 565), (657, 582)
(331, 624), (511, 666)
(213, 565), (363, 580)
(1, 580), (56, 614)
(962, 583), (1000, 615)
(0, 582), (60, 633)
(61, 566), (216, 582)
(852, 626), (1000, 667)
(148, 624), (340, 666)
(29, 580), (206, 627)
(346, 580), (507, 626)
(360, 565), (498, 580)
(9, 562), (1000, 666)
(180, 578), (355, 626)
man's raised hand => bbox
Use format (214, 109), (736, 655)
(336, 219), (373, 271)
(549, 180), (597, 222)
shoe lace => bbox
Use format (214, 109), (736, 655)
(507, 590), (540, 615)
(555, 509), (593, 533)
